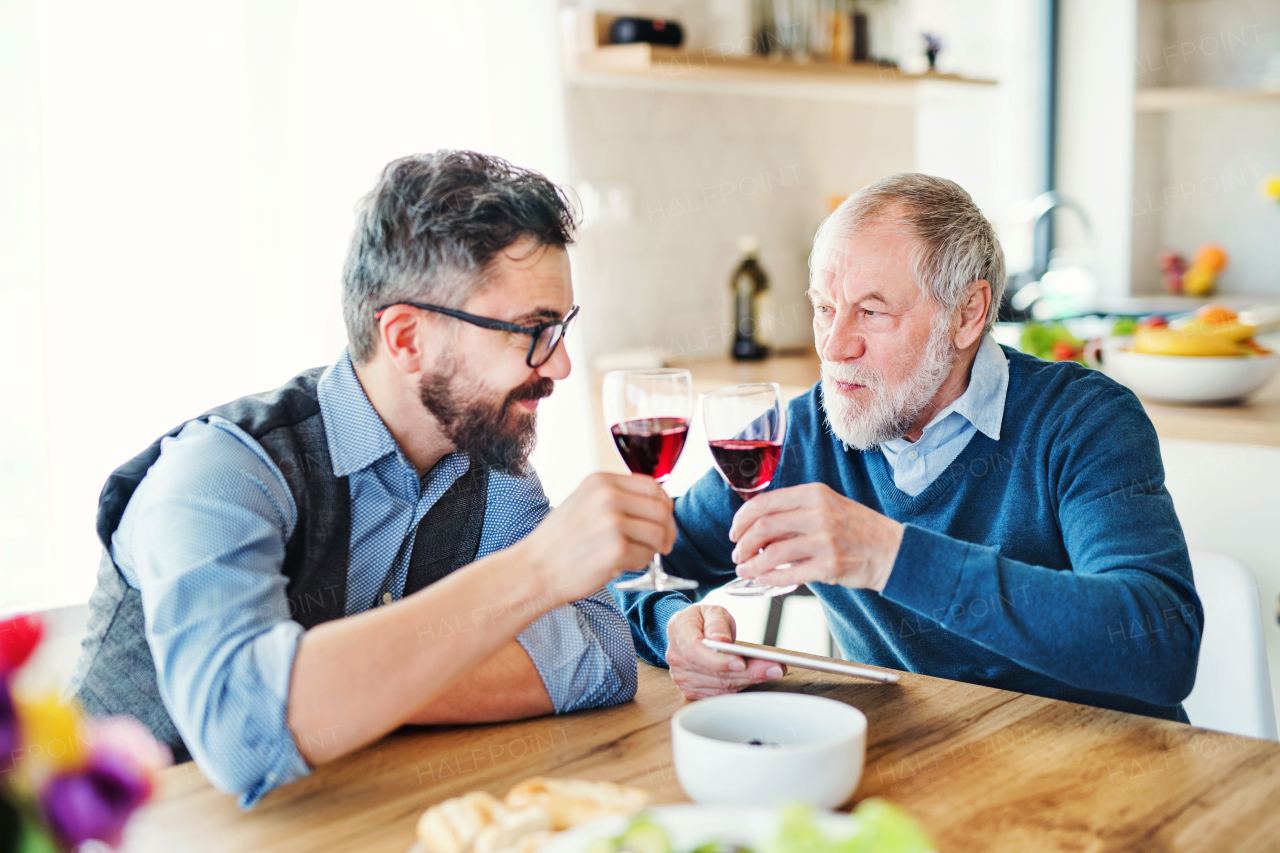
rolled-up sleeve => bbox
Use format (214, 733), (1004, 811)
(112, 418), (311, 808)
(483, 472), (638, 712)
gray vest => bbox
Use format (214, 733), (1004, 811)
(68, 366), (490, 762)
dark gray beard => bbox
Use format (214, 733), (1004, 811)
(418, 365), (553, 477)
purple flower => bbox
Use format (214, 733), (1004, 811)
(0, 680), (16, 774)
(39, 751), (152, 847)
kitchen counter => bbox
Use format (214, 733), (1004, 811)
(667, 349), (1280, 448)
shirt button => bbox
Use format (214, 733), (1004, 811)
(907, 450), (919, 460)
(382, 593), (393, 605)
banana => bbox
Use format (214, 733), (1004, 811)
(1175, 318), (1257, 342)
(1131, 326), (1252, 356)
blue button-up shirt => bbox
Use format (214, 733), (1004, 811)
(111, 351), (636, 808)
(879, 334), (1009, 496)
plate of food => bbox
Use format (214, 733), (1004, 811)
(546, 801), (934, 853)
(1085, 304), (1279, 403)
(410, 778), (933, 853)
(411, 777), (650, 853)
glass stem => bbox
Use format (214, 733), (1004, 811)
(649, 483), (670, 582)
(649, 553), (667, 581)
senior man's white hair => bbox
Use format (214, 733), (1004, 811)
(811, 173), (1007, 334)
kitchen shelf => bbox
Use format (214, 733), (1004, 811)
(1134, 86), (1280, 112)
(564, 40), (996, 104)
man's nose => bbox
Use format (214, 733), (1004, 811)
(537, 339), (572, 381)
(820, 313), (866, 362)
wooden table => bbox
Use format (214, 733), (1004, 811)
(666, 350), (1280, 449)
(123, 659), (1280, 853)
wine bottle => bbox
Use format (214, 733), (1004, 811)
(730, 236), (770, 361)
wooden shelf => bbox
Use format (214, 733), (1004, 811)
(1135, 86), (1280, 112)
(563, 37), (995, 104)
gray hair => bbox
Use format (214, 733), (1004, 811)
(342, 150), (578, 364)
(811, 173), (1006, 334)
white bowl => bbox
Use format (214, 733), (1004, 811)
(1093, 338), (1280, 404)
(670, 692), (867, 809)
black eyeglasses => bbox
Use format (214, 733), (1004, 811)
(374, 302), (580, 368)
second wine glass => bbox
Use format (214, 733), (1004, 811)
(603, 368), (698, 592)
(701, 382), (797, 598)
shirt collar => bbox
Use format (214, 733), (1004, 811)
(316, 349), (401, 478)
(946, 333), (1008, 442)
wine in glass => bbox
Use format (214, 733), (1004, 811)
(701, 382), (797, 597)
(603, 369), (698, 592)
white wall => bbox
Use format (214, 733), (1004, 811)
(0, 0), (594, 611)
(1056, 0), (1138, 298)
(0, 0), (51, 612)
(566, 87), (916, 364)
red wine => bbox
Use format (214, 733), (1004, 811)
(709, 440), (782, 496)
(611, 417), (688, 481)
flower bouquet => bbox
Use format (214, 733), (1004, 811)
(1, 614), (171, 852)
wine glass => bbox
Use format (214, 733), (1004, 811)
(700, 382), (797, 598)
(603, 369), (698, 592)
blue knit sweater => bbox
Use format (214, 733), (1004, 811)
(612, 346), (1202, 722)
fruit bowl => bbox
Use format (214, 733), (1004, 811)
(1095, 338), (1280, 404)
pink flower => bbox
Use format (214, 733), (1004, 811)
(90, 716), (173, 778)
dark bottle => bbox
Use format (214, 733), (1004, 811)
(730, 236), (770, 361)
(853, 11), (870, 62)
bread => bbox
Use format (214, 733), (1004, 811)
(472, 806), (553, 853)
(416, 791), (508, 853)
(416, 777), (649, 853)
(504, 777), (650, 830)
(483, 830), (554, 853)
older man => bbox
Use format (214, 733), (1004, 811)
(613, 173), (1202, 722)
(71, 151), (674, 807)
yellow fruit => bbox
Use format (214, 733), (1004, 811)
(1264, 174), (1280, 202)
(1132, 325), (1250, 356)
(1181, 264), (1216, 296)
(1179, 318), (1257, 342)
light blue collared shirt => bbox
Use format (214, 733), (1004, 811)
(111, 351), (636, 808)
(879, 334), (1009, 496)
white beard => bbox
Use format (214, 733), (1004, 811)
(820, 318), (958, 450)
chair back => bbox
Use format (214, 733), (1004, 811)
(1184, 550), (1277, 740)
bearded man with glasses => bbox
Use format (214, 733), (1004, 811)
(70, 151), (673, 807)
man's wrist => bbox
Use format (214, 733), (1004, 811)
(506, 535), (565, 607)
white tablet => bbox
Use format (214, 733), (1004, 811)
(701, 639), (901, 683)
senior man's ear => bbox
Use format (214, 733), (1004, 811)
(955, 279), (992, 350)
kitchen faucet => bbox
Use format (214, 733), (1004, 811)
(1000, 190), (1093, 321)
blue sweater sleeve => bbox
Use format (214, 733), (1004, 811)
(609, 467), (741, 667)
(880, 387), (1203, 707)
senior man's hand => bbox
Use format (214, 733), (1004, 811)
(729, 483), (905, 592)
(665, 605), (786, 700)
